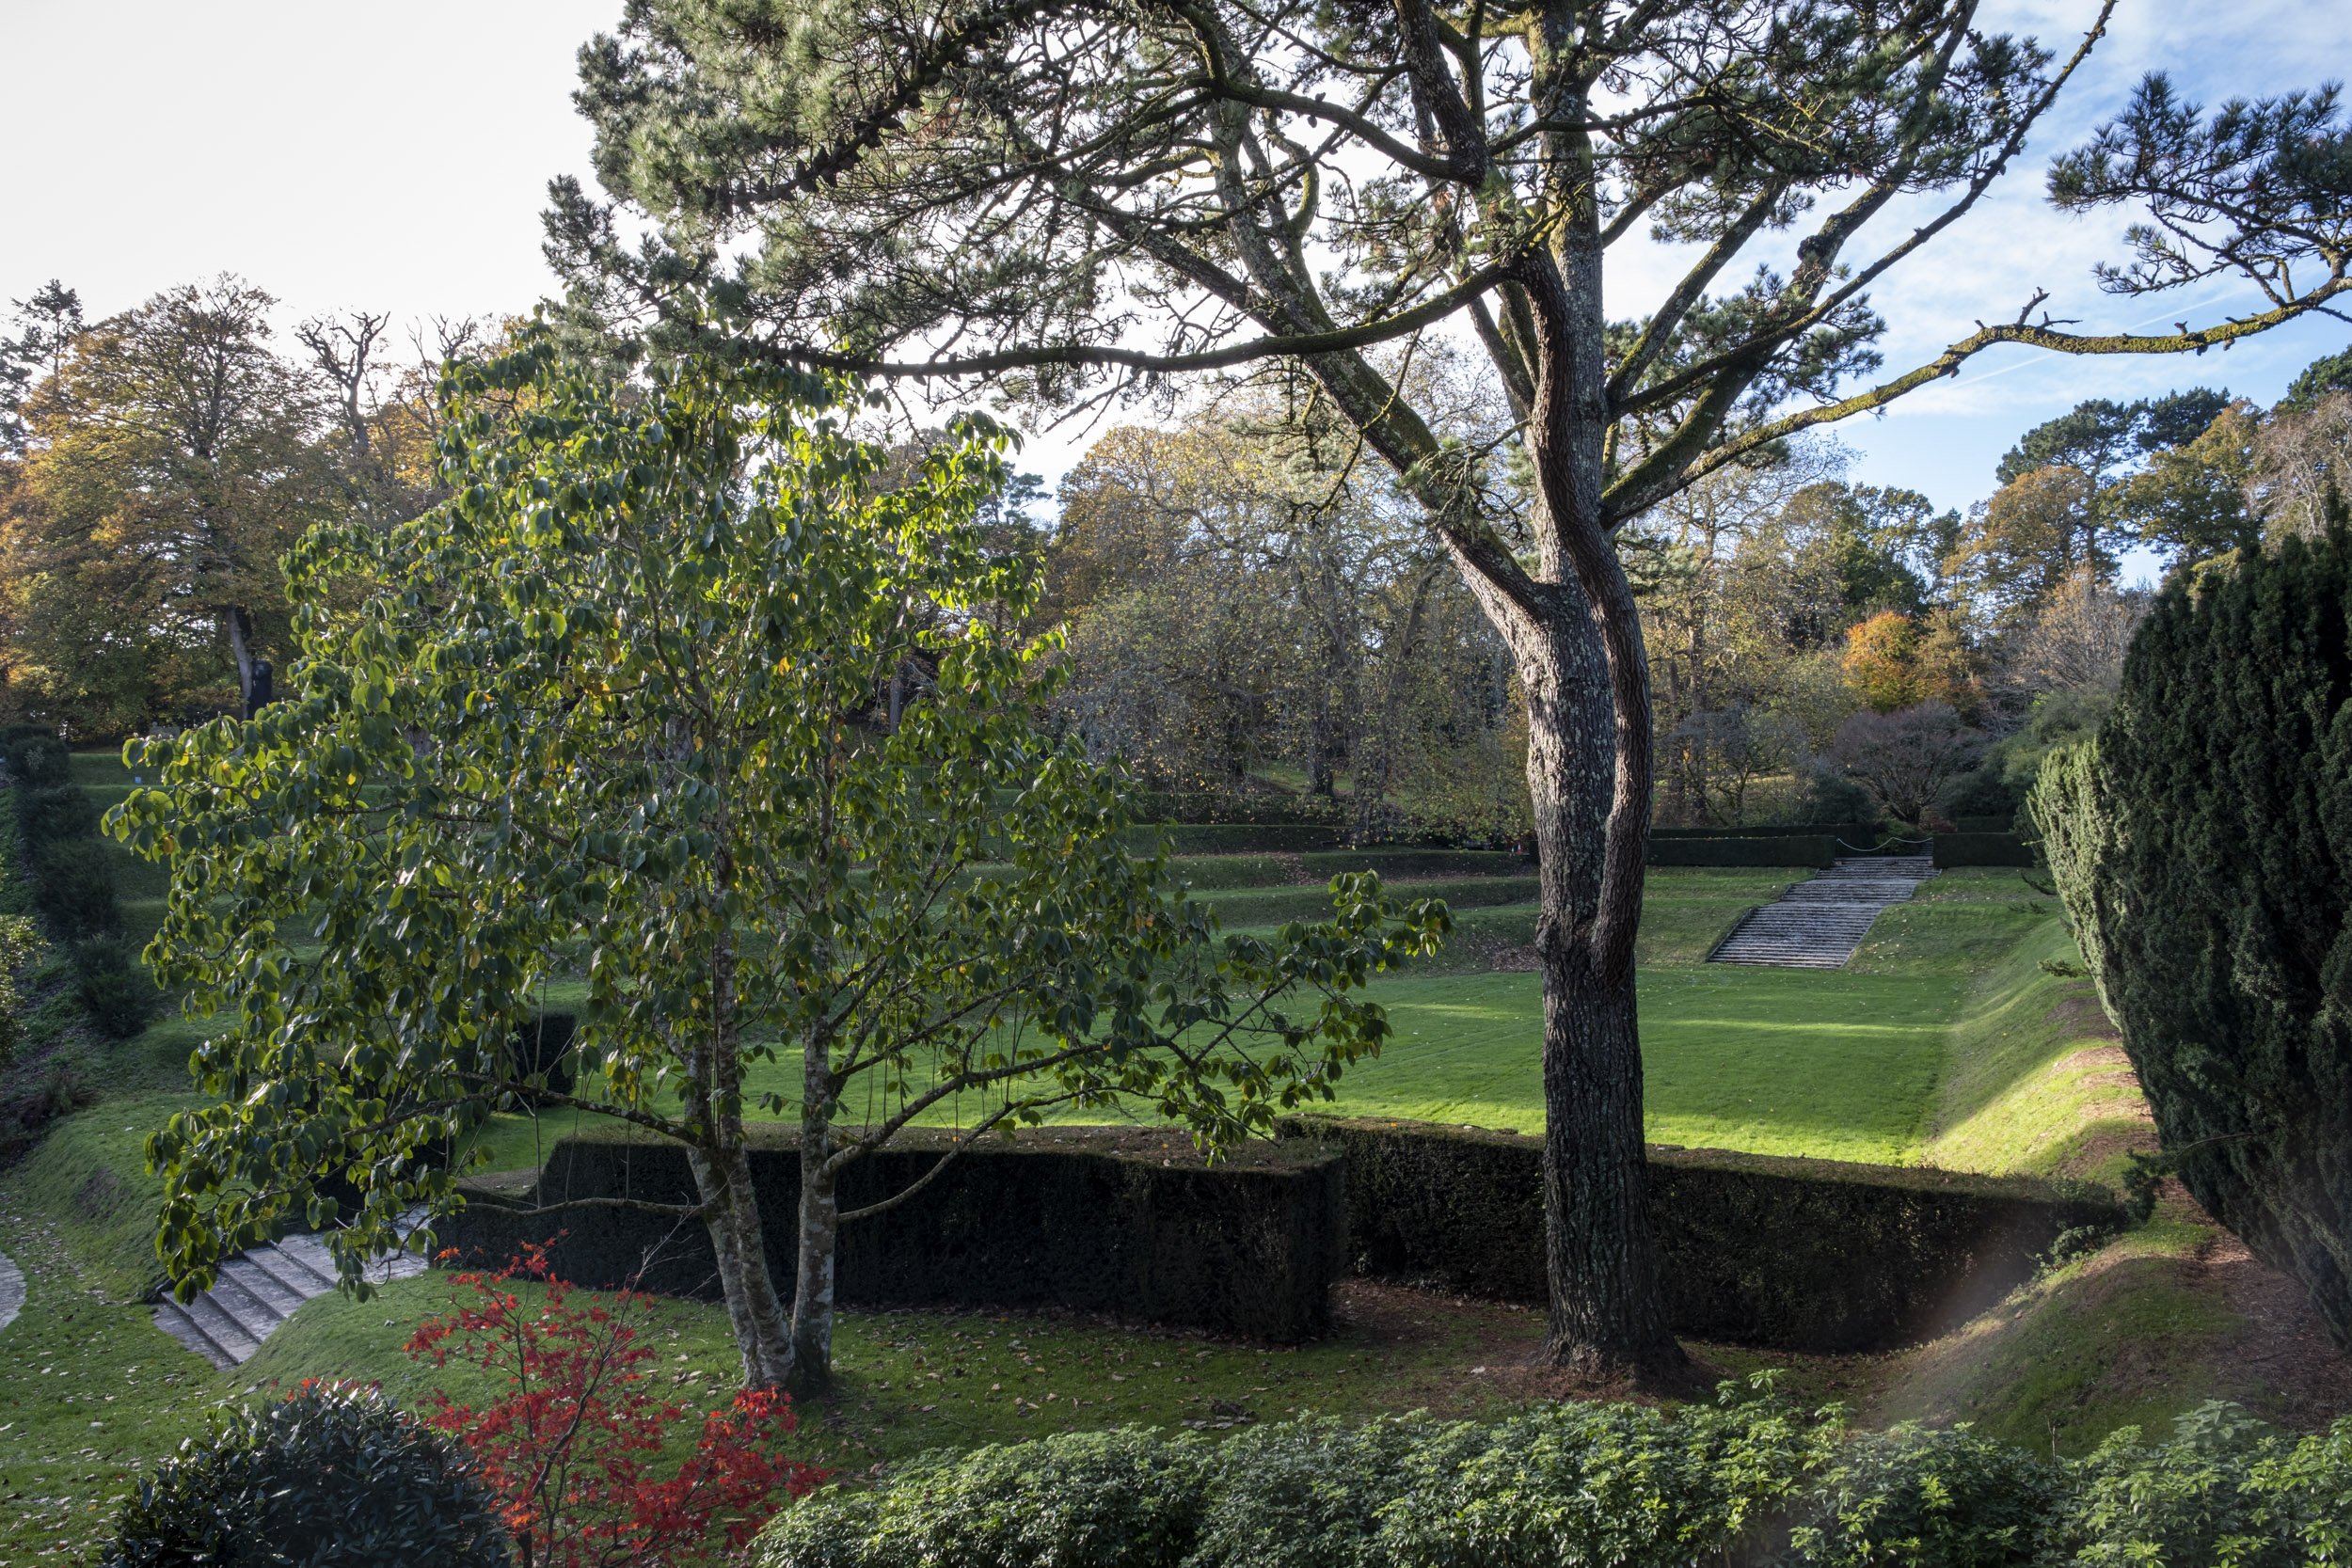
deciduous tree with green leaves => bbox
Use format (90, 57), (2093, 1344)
(110, 342), (1443, 1392)
(549, 0), (2352, 1383)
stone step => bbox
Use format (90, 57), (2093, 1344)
(151, 1214), (432, 1367)
(156, 1291), (262, 1369)
(1708, 856), (1936, 970)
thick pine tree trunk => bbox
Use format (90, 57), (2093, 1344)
(1493, 592), (1687, 1385)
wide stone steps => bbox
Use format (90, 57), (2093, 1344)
(1708, 856), (1936, 970)
(152, 1227), (429, 1369)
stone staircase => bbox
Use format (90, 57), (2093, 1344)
(152, 1230), (429, 1368)
(1708, 855), (1936, 970)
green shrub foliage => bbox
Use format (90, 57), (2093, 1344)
(28, 836), (118, 939)
(755, 1402), (2352, 1568)
(2045, 1402), (2352, 1567)
(1788, 1423), (2052, 1567)
(760, 1427), (1214, 1568)
(15, 784), (100, 843)
(72, 939), (152, 1038)
(2043, 528), (2352, 1348)
(103, 1380), (511, 1568)
(4, 734), (72, 788)
(2027, 739), (2118, 1022)
(757, 1398), (1840, 1568)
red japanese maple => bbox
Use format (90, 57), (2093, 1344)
(406, 1243), (827, 1567)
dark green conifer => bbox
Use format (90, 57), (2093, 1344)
(2049, 493), (2352, 1347)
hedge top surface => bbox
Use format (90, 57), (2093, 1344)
(1279, 1115), (2120, 1206)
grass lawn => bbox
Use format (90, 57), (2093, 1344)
(722, 868), (2051, 1168)
(1327, 965), (1960, 1163)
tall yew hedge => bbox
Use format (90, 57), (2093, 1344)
(2038, 525), (2352, 1349)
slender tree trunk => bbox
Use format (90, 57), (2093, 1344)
(786, 1025), (841, 1394)
(681, 929), (797, 1388)
(1352, 566), (1438, 844)
(225, 604), (262, 719)
(687, 1137), (797, 1388)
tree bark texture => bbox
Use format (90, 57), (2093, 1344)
(1475, 574), (1686, 1384)
(678, 930), (800, 1389)
(687, 1137), (798, 1388)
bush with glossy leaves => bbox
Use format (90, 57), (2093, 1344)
(103, 1380), (512, 1568)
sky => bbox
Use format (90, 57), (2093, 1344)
(5, 0), (2349, 539)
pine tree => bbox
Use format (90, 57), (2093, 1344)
(549, 3), (2352, 1383)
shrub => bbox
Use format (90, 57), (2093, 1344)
(1375, 1395), (1838, 1568)
(2044, 1403), (2352, 1567)
(1191, 1417), (1429, 1568)
(758, 1427), (1211, 1568)
(0, 914), (41, 1066)
(2040, 526), (2352, 1348)
(4, 734), (72, 788)
(757, 1395), (1839, 1568)
(15, 784), (100, 844)
(1830, 704), (1986, 826)
(1787, 1422), (2053, 1567)
(28, 836), (118, 938)
(72, 938), (152, 1038)
(755, 1402), (2352, 1568)
(1790, 758), (1883, 827)
(103, 1379), (511, 1568)
(407, 1243), (826, 1566)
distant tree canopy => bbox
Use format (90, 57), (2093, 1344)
(1047, 406), (1526, 842)
(0, 278), (461, 736)
(2036, 515), (2352, 1352)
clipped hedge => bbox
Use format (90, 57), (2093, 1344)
(1647, 835), (1836, 868)
(1121, 823), (1343, 855)
(1297, 848), (1526, 879)
(28, 837), (118, 939)
(6, 762), (153, 1032)
(447, 1126), (1343, 1341)
(1652, 823), (1880, 841)
(1931, 832), (2036, 868)
(1281, 1117), (2123, 1354)
(16, 784), (101, 842)
(754, 1402), (2352, 1568)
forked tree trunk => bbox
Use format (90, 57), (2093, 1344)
(687, 1139), (796, 1388)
